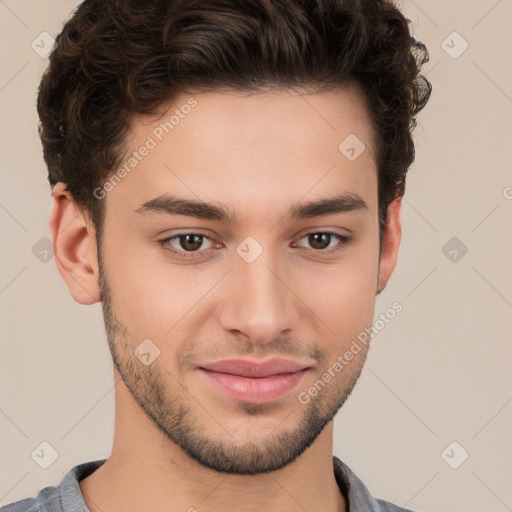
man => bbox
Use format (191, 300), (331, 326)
(1, 0), (431, 511)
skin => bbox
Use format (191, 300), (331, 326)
(49, 83), (402, 512)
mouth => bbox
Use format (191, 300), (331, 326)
(198, 358), (311, 404)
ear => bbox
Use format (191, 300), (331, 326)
(49, 182), (100, 305)
(377, 196), (402, 294)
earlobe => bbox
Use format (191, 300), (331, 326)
(49, 182), (100, 305)
(377, 196), (402, 295)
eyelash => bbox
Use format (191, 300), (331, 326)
(158, 231), (353, 259)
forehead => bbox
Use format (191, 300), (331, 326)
(104, 84), (378, 225)
(134, 82), (377, 157)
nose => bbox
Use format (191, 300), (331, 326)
(218, 248), (300, 345)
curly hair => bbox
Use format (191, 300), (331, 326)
(37, 0), (431, 243)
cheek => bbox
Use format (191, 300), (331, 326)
(103, 243), (218, 341)
(294, 239), (379, 348)
(301, 268), (376, 339)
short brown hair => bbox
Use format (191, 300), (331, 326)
(37, 0), (431, 242)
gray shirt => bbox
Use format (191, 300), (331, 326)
(0, 456), (414, 511)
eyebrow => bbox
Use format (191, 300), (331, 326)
(134, 192), (367, 223)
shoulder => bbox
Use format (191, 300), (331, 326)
(0, 484), (59, 512)
(333, 455), (416, 512)
(374, 497), (415, 512)
(1, 459), (107, 512)
(1, 498), (37, 512)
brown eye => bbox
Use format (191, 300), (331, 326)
(177, 234), (205, 252)
(307, 233), (334, 250)
(296, 232), (352, 253)
(160, 232), (216, 258)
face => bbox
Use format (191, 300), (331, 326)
(92, 84), (392, 475)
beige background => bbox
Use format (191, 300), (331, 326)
(1, 1), (511, 511)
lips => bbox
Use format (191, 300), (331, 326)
(199, 358), (309, 378)
(198, 358), (311, 403)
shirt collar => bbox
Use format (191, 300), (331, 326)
(333, 456), (413, 511)
(58, 456), (410, 512)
